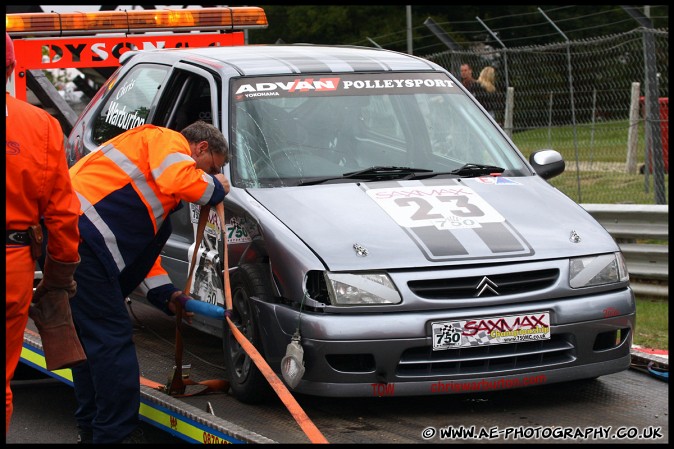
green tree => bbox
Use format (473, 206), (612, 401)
(250, 5), (668, 53)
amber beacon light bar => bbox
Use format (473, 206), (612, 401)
(6, 7), (268, 37)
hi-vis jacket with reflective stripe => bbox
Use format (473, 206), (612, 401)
(69, 124), (226, 310)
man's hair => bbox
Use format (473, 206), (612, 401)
(180, 120), (230, 164)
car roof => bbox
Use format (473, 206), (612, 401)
(124, 44), (442, 76)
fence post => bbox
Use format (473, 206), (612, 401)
(547, 92), (554, 147)
(622, 7), (666, 204)
(538, 7), (581, 202)
(626, 82), (641, 174)
(589, 88), (597, 166)
(504, 87), (514, 137)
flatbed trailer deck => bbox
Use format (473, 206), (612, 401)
(20, 299), (670, 445)
(21, 300), (300, 444)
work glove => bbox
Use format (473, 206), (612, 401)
(33, 253), (78, 301)
(29, 254), (87, 371)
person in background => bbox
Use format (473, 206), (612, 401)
(5, 32), (83, 433)
(460, 63), (479, 94)
(67, 120), (231, 444)
(476, 65), (499, 120)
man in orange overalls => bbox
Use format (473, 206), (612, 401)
(5, 32), (82, 433)
(68, 120), (230, 443)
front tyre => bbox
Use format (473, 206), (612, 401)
(223, 263), (274, 404)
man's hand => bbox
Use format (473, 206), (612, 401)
(169, 291), (226, 320)
(169, 292), (195, 324)
(34, 254), (80, 303)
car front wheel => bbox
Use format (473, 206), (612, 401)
(223, 263), (274, 404)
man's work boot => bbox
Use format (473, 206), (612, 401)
(121, 427), (146, 444)
(77, 426), (93, 444)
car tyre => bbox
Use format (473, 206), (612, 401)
(223, 263), (274, 404)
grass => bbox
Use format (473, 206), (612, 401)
(512, 119), (646, 163)
(547, 170), (669, 204)
(634, 296), (669, 350)
(511, 119), (669, 204)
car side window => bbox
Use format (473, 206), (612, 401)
(170, 77), (215, 132)
(91, 65), (169, 145)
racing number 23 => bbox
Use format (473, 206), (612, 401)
(394, 195), (484, 220)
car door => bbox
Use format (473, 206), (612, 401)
(149, 64), (227, 337)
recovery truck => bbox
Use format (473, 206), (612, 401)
(9, 7), (326, 444)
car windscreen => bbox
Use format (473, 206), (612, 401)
(230, 72), (527, 188)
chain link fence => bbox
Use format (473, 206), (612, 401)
(422, 28), (669, 205)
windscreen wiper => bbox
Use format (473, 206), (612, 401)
(298, 166), (433, 186)
(451, 163), (505, 176)
(411, 163), (505, 180)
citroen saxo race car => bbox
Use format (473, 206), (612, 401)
(66, 44), (635, 403)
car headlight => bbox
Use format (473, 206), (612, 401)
(569, 252), (629, 288)
(324, 272), (402, 305)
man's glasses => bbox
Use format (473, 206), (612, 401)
(206, 150), (221, 175)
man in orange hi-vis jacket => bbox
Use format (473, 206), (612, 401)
(5, 32), (83, 434)
(68, 120), (230, 443)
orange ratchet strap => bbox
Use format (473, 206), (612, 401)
(213, 203), (329, 444)
(166, 205), (229, 398)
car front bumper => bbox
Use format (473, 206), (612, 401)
(254, 288), (635, 397)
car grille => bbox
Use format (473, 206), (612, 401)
(396, 335), (574, 377)
(407, 269), (559, 299)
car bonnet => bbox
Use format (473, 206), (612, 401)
(245, 176), (619, 271)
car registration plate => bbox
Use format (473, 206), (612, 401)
(431, 312), (551, 351)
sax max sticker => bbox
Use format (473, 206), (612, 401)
(433, 312), (551, 351)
